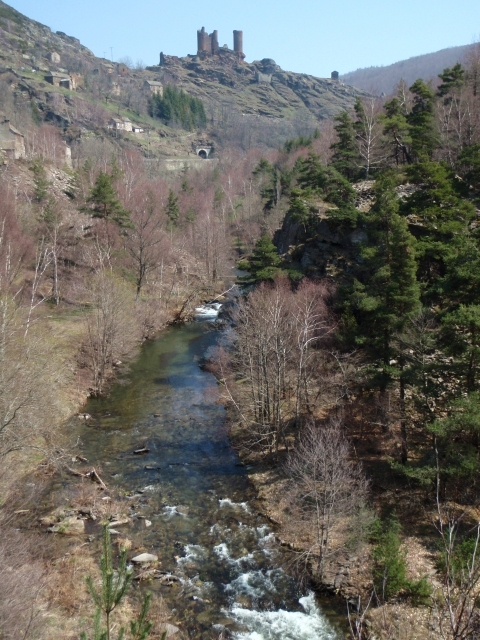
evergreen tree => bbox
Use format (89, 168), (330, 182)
(165, 189), (179, 229)
(442, 304), (480, 392)
(253, 158), (282, 212)
(458, 143), (480, 191)
(81, 524), (156, 640)
(381, 96), (412, 165)
(350, 173), (421, 372)
(86, 172), (131, 227)
(401, 160), (476, 296)
(371, 515), (408, 601)
(149, 85), (206, 130)
(330, 111), (359, 180)
(441, 235), (480, 306)
(31, 158), (50, 202)
(297, 151), (356, 211)
(242, 232), (282, 283)
(427, 394), (480, 499)
(407, 79), (437, 160)
(437, 63), (466, 98)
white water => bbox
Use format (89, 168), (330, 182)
(78, 317), (340, 638)
(162, 505), (187, 518)
(218, 497), (251, 512)
(194, 302), (222, 319)
(230, 593), (338, 640)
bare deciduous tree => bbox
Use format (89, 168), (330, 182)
(0, 529), (48, 639)
(355, 97), (387, 178)
(126, 189), (167, 296)
(81, 270), (140, 396)
(285, 420), (369, 580)
(433, 449), (480, 640)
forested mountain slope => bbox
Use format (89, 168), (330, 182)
(230, 57), (480, 638)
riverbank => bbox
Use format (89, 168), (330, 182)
(0, 284), (232, 640)
(227, 423), (439, 639)
(212, 297), (439, 640)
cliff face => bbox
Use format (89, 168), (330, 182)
(274, 207), (367, 280)
(157, 54), (370, 123)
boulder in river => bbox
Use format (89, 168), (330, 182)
(131, 553), (158, 563)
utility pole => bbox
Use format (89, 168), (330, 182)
(110, 47), (113, 63)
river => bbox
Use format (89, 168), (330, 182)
(70, 310), (346, 639)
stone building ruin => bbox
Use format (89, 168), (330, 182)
(0, 114), (25, 161)
(196, 27), (244, 59)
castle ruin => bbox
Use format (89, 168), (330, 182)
(197, 27), (245, 59)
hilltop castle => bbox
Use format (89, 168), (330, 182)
(197, 27), (245, 59)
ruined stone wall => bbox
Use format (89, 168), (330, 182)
(197, 27), (211, 54)
(197, 27), (244, 58)
(256, 71), (272, 84)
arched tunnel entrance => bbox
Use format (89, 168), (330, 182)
(194, 146), (213, 159)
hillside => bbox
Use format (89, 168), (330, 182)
(341, 43), (474, 95)
(0, 0), (370, 156)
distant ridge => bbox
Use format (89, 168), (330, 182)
(341, 44), (473, 95)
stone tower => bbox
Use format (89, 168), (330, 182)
(233, 30), (243, 56)
(197, 27), (211, 54)
(211, 30), (219, 54)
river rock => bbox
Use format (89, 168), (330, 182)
(131, 553), (158, 564)
(134, 447), (150, 455)
(161, 623), (180, 637)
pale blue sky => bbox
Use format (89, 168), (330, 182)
(7, 0), (480, 77)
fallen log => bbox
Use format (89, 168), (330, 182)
(67, 466), (108, 490)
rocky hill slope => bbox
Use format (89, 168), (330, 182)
(0, 0), (369, 155)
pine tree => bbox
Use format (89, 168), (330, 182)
(330, 110), (359, 180)
(149, 85), (206, 130)
(407, 79), (437, 160)
(437, 63), (466, 98)
(381, 96), (412, 165)
(242, 232), (282, 283)
(458, 143), (480, 191)
(80, 524), (157, 640)
(401, 160), (476, 296)
(350, 174), (421, 369)
(87, 172), (131, 227)
(165, 189), (179, 229)
(253, 158), (281, 212)
(31, 158), (50, 202)
(442, 304), (480, 392)
(349, 174), (421, 461)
